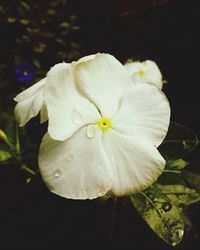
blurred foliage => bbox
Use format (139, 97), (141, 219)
(0, 0), (81, 178)
(0, 0), (80, 63)
(0, 0), (80, 114)
(0, 111), (43, 175)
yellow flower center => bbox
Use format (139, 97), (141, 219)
(97, 117), (112, 131)
(137, 69), (145, 77)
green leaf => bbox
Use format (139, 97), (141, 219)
(0, 112), (21, 161)
(0, 112), (17, 146)
(131, 185), (184, 246)
(159, 122), (199, 160)
(166, 159), (189, 170)
(0, 147), (12, 162)
(156, 184), (200, 207)
(182, 169), (200, 193)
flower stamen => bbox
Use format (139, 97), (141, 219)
(97, 117), (112, 131)
(137, 69), (145, 77)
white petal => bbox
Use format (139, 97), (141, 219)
(75, 53), (131, 117)
(73, 53), (98, 64)
(124, 61), (143, 77)
(102, 130), (165, 196)
(124, 60), (163, 89)
(45, 62), (100, 141)
(40, 103), (48, 123)
(14, 78), (46, 102)
(39, 127), (112, 200)
(112, 83), (170, 147)
(14, 88), (43, 126)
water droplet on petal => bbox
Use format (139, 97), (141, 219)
(71, 109), (83, 124)
(54, 169), (62, 178)
(86, 125), (95, 138)
(67, 153), (74, 161)
(162, 202), (172, 212)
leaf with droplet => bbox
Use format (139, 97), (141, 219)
(159, 122), (199, 160)
(131, 185), (184, 246)
(156, 184), (200, 207)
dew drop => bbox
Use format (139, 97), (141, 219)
(162, 202), (172, 212)
(171, 228), (184, 246)
(163, 219), (184, 246)
(183, 140), (192, 151)
(71, 109), (83, 124)
(86, 125), (95, 138)
(178, 203), (185, 211)
(67, 153), (74, 161)
(54, 169), (62, 178)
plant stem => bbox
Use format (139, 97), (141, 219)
(141, 192), (162, 218)
(15, 125), (20, 154)
(21, 164), (36, 175)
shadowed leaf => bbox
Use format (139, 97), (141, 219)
(131, 185), (184, 246)
(159, 122), (199, 160)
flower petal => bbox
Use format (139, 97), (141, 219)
(45, 63), (100, 141)
(14, 78), (46, 102)
(75, 53), (131, 117)
(14, 88), (43, 126)
(112, 83), (170, 147)
(40, 103), (48, 123)
(124, 60), (163, 89)
(39, 127), (112, 200)
(73, 53), (98, 64)
(102, 130), (165, 196)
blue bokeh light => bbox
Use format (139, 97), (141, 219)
(15, 62), (35, 82)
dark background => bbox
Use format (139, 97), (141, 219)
(1, 0), (200, 249)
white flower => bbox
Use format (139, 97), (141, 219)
(38, 53), (170, 200)
(14, 55), (96, 127)
(124, 60), (163, 89)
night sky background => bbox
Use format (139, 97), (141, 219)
(1, 0), (200, 249)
